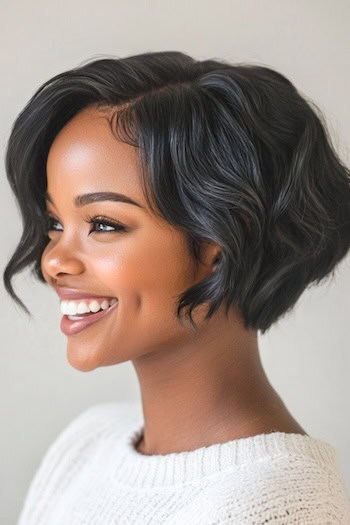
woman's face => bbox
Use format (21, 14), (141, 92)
(41, 105), (215, 371)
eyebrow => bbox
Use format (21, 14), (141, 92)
(45, 191), (143, 209)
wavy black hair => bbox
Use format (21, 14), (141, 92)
(3, 51), (350, 334)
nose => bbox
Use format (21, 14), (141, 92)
(41, 240), (85, 280)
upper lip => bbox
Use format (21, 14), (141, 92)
(54, 286), (117, 301)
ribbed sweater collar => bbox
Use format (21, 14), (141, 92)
(103, 414), (338, 489)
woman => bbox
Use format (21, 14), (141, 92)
(4, 51), (350, 524)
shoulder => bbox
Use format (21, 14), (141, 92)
(209, 448), (350, 525)
(18, 401), (138, 524)
(34, 400), (138, 466)
(171, 437), (350, 524)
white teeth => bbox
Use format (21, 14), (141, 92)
(60, 298), (118, 316)
(89, 300), (100, 313)
(77, 302), (90, 314)
(67, 302), (77, 315)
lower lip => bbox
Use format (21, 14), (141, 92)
(60, 302), (118, 336)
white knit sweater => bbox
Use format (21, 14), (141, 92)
(18, 401), (350, 524)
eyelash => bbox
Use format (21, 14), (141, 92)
(45, 214), (126, 234)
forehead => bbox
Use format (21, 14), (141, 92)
(46, 106), (143, 203)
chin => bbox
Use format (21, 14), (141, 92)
(66, 340), (103, 372)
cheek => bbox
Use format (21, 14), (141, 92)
(92, 235), (193, 303)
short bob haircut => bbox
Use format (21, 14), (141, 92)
(3, 51), (350, 334)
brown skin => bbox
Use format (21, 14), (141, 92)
(41, 105), (307, 456)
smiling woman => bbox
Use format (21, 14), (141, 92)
(3, 51), (350, 524)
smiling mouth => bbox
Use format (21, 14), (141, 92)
(60, 297), (118, 316)
(60, 299), (119, 336)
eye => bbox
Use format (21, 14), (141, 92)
(46, 215), (63, 232)
(44, 214), (126, 235)
(85, 215), (127, 234)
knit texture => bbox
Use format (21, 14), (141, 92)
(18, 401), (350, 524)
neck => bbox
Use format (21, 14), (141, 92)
(132, 305), (301, 455)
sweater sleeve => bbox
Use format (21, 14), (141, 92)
(17, 403), (110, 525)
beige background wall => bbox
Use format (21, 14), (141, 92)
(1, 1), (349, 523)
